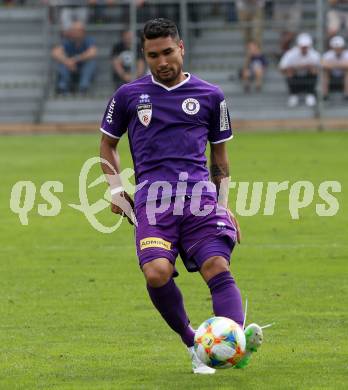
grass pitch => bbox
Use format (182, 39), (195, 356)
(0, 131), (347, 389)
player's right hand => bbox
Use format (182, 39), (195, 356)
(110, 191), (135, 225)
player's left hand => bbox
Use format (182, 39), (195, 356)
(226, 209), (241, 244)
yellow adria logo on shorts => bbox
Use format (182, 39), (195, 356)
(140, 237), (172, 251)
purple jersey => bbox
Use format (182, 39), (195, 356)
(100, 73), (233, 206)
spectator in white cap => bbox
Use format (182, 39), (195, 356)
(279, 33), (321, 107)
(322, 35), (348, 100)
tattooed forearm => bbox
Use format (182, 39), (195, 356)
(210, 163), (230, 198)
(210, 163), (229, 180)
(210, 142), (230, 200)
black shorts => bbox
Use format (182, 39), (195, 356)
(329, 75), (344, 92)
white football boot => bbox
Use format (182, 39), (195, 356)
(187, 346), (216, 374)
(287, 94), (299, 107)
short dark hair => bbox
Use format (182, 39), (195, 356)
(142, 18), (180, 46)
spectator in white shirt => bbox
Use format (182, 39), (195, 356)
(322, 35), (348, 100)
(279, 33), (321, 108)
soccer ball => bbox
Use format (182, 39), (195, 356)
(194, 316), (246, 369)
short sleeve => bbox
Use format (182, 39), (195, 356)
(62, 39), (71, 55)
(208, 88), (233, 144)
(85, 37), (95, 49)
(279, 51), (291, 69)
(100, 87), (128, 139)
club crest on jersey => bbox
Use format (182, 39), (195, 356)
(182, 98), (200, 115)
(137, 103), (152, 127)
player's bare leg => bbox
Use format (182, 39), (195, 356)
(143, 258), (215, 374)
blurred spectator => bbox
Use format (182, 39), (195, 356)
(236, 0), (265, 48)
(111, 30), (145, 89)
(322, 35), (348, 99)
(42, 1), (89, 32)
(240, 41), (267, 92)
(88, 0), (116, 23)
(327, 0), (348, 39)
(60, 5), (89, 32)
(273, 0), (302, 57)
(52, 21), (97, 94)
(279, 33), (321, 108)
(136, 1), (178, 24)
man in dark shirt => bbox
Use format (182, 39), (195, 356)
(52, 21), (97, 94)
(111, 30), (145, 88)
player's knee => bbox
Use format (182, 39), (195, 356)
(143, 259), (173, 287)
(145, 268), (171, 287)
(200, 256), (230, 282)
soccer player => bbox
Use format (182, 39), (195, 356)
(100, 18), (263, 374)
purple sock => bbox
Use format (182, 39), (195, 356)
(207, 271), (244, 327)
(147, 278), (195, 347)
